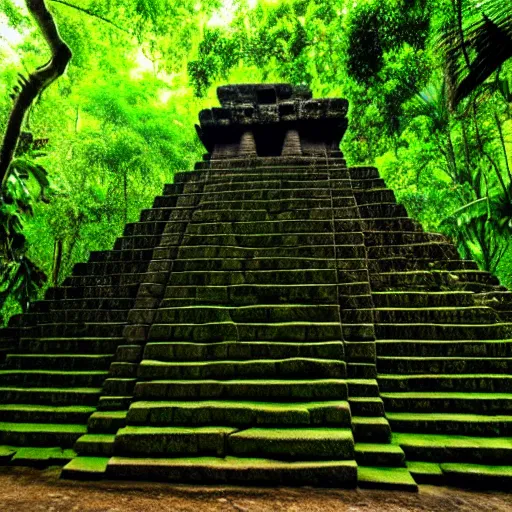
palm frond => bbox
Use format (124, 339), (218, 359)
(441, 0), (512, 107)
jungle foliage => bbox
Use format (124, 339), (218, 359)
(0, 0), (511, 322)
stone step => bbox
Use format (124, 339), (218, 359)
(0, 422), (87, 447)
(357, 466), (418, 491)
(388, 412), (512, 436)
(24, 310), (129, 325)
(349, 167), (380, 180)
(378, 357), (512, 374)
(148, 321), (342, 343)
(348, 397), (385, 417)
(200, 180), (349, 192)
(187, 220), (336, 235)
(32, 298), (134, 312)
(162, 284), (353, 305)
(175, 244), (360, 260)
(87, 411), (128, 433)
(123, 221), (170, 237)
(347, 379), (380, 397)
(393, 432), (512, 464)
(352, 416), (392, 443)
(18, 337), (125, 355)
(441, 462), (512, 489)
(103, 456), (357, 486)
(134, 379), (348, 401)
(406, 461), (444, 485)
(379, 374), (512, 392)
(143, 341), (345, 362)
(196, 188), (336, 201)
(376, 339), (512, 358)
(31, 323), (126, 338)
(137, 358), (346, 380)
(369, 258), (478, 273)
(358, 203), (407, 219)
(354, 189), (396, 205)
(150, 305), (340, 325)
(73, 261), (149, 277)
(89, 248), (155, 263)
(9, 446), (77, 468)
(46, 285), (139, 300)
(5, 354), (114, 371)
(364, 232), (447, 246)
(0, 404), (95, 424)
(168, 269), (341, 287)
(372, 291), (476, 308)
(382, 392), (512, 414)
(375, 323), (512, 340)
(228, 427), (354, 460)
(355, 443), (406, 467)
(114, 235), (166, 251)
(126, 400), (351, 427)
(372, 307), (495, 325)
(75, 434), (116, 456)
(171, 257), (358, 272)
(0, 386), (102, 405)
(164, 233), (364, 248)
(0, 370), (108, 388)
(372, 270), (499, 289)
(64, 274), (147, 288)
(367, 243), (458, 261)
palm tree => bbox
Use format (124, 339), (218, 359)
(442, 0), (512, 108)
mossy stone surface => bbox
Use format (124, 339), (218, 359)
(357, 466), (418, 491)
(61, 457), (110, 480)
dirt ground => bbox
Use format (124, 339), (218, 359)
(2, 466), (512, 512)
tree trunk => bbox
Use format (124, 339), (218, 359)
(0, 0), (71, 189)
(52, 238), (63, 285)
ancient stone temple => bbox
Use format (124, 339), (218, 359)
(1, 83), (512, 490)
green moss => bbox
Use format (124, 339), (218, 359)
(11, 447), (76, 466)
(406, 461), (443, 476)
(357, 466), (418, 491)
(61, 457), (110, 479)
(0, 422), (87, 434)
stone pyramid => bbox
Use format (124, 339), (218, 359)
(1, 83), (512, 490)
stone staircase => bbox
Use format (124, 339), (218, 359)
(62, 158), (414, 488)
(0, 181), (185, 466)
(2, 83), (512, 490)
(351, 167), (512, 488)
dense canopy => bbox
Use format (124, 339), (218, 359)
(0, 0), (511, 322)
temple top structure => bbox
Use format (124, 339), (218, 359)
(195, 83), (348, 161)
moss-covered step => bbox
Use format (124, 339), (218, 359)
(352, 417), (391, 443)
(406, 461), (444, 485)
(61, 456), (110, 480)
(0, 422), (87, 447)
(376, 339), (512, 358)
(18, 337), (125, 355)
(75, 434), (115, 456)
(381, 392), (512, 414)
(144, 341), (345, 362)
(357, 466), (418, 491)
(126, 400), (351, 427)
(150, 304), (340, 324)
(441, 463), (512, 489)
(393, 432), (512, 464)
(113, 426), (238, 456)
(162, 283), (341, 306)
(373, 307), (496, 325)
(355, 443), (405, 467)
(134, 379), (348, 401)
(137, 358), (346, 380)
(105, 456), (358, 486)
(0, 404), (95, 424)
(228, 427), (354, 459)
(375, 323), (512, 341)
(0, 445), (17, 463)
(10, 447), (76, 467)
(5, 354), (114, 371)
(377, 357), (512, 374)
(378, 374), (512, 393)
(87, 411), (127, 433)
(348, 397), (385, 417)
(387, 412), (512, 436)
(148, 321), (342, 343)
(372, 292), (476, 309)
(0, 370), (108, 387)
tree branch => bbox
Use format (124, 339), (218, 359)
(0, 0), (72, 190)
(49, 0), (130, 34)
